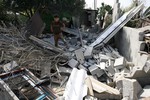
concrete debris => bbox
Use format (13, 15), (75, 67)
(75, 48), (85, 64)
(138, 85), (150, 99)
(84, 3), (144, 56)
(1, 3), (150, 100)
(144, 60), (150, 73)
(88, 64), (104, 77)
(68, 58), (79, 68)
(114, 57), (126, 69)
(130, 66), (147, 78)
(116, 78), (142, 100)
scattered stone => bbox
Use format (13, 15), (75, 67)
(68, 59), (79, 68)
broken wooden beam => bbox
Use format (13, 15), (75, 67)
(29, 35), (64, 53)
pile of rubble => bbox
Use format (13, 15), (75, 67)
(59, 39), (150, 100)
(0, 3), (150, 100)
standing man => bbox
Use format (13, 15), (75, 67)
(51, 15), (67, 47)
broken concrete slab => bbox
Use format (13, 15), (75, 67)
(88, 64), (105, 77)
(58, 67), (72, 74)
(116, 78), (142, 100)
(85, 76), (94, 96)
(114, 57), (126, 69)
(29, 35), (64, 53)
(63, 28), (80, 37)
(98, 54), (114, 62)
(84, 46), (93, 58)
(68, 59), (79, 68)
(89, 76), (120, 95)
(106, 60), (115, 76)
(130, 66), (147, 78)
(75, 48), (85, 64)
(94, 92), (122, 100)
(144, 60), (150, 74)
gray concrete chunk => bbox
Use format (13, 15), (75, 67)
(84, 46), (93, 58)
(131, 66), (147, 78)
(68, 59), (79, 68)
(144, 60), (150, 74)
(140, 41), (146, 51)
(75, 48), (85, 64)
(114, 57), (126, 69)
(116, 78), (142, 100)
(88, 64), (104, 77)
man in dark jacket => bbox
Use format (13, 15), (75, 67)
(51, 15), (67, 47)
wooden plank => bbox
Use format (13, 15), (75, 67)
(94, 92), (122, 100)
(89, 76), (120, 95)
(85, 76), (94, 96)
(29, 35), (64, 53)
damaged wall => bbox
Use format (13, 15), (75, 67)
(115, 26), (150, 66)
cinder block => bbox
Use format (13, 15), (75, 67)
(84, 46), (93, 58)
(144, 60), (150, 73)
(139, 32), (145, 41)
(106, 60), (115, 76)
(75, 48), (85, 64)
(88, 64), (104, 77)
(130, 66), (147, 78)
(68, 59), (79, 68)
(99, 54), (112, 62)
(140, 42), (146, 51)
(99, 62), (106, 70)
(114, 57), (126, 69)
(116, 78), (142, 100)
(59, 67), (72, 74)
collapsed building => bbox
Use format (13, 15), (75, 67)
(0, 2), (150, 100)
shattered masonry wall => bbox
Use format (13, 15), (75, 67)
(115, 26), (150, 66)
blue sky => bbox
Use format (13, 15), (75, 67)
(85, 0), (150, 9)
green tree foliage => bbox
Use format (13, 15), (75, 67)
(2, 0), (85, 19)
(97, 3), (112, 28)
(124, 0), (150, 28)
(0, 0), (6, 20)
(1, 0), (85, 30)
